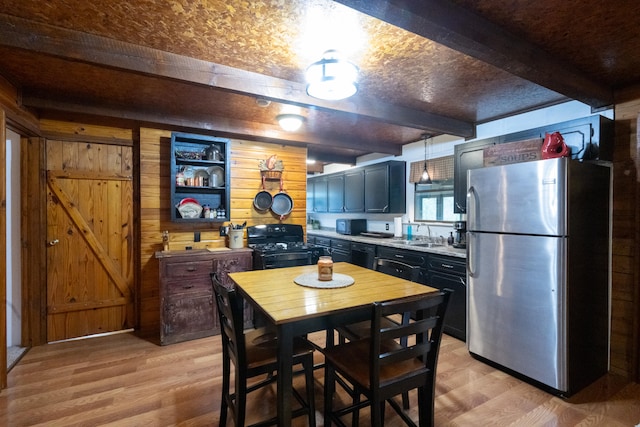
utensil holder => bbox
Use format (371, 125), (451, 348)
(228, 229), (244, 249)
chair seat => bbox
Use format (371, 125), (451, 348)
(323, 338), (427, 390)
(337, 316), (401, 342)
(245, 327), (315, 371)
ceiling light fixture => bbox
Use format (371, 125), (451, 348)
(419, 133), (432, 184)
(277, 114), (305, 132)
(305, 50), (359, 101)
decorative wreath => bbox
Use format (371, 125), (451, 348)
(259, 155), (284, 179)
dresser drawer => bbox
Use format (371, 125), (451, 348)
(164, 278), (212, 296)
(162, 259), (213, 279)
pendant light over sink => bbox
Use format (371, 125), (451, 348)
(419, 134), (432, 184)
(305, 50), (359, 101)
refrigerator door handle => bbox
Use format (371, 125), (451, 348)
(466, 185), (478, 230)
(466, 231), (476, 277)
(466, 184), (477, 278)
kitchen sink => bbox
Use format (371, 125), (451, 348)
(396, 240), (444, 247)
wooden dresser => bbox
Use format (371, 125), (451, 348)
(156, 248), (253, 345)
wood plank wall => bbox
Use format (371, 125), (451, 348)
(613, 99), (640, 380)
(139, 128), (307, 339)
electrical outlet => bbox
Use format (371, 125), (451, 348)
(194, 231), (201, 242)
(385, 223), (389, 230)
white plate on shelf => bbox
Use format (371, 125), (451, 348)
(207, 166), (224, 187)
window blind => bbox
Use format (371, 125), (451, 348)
(409, 155), (454, 183)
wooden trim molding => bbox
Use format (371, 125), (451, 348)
(21, 137), (48, 347)
(0, 108), (7, 389)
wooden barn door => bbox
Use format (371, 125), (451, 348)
(46, 140), (134, 342)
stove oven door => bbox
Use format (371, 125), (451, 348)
(256, 251), (314, 269)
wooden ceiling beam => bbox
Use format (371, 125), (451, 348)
(334, 0), (614, 109)
(23, 96), (402, 156)
(307, 150), (358, 165)
(0, 13), (474, 138)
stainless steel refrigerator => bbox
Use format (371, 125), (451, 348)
(466, 157), (610, 396)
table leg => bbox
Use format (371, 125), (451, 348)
(277, 322), (294, 427)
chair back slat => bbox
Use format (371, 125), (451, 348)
(379, 341), (433, 365)
(380, 317), (438, 342)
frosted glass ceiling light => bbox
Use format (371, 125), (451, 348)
(305, 50), (358, 101)
(277, 114), (305, 132)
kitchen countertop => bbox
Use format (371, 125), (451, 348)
(307, 229), (467, 259)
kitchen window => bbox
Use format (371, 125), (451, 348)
(410, 155), (460, 222)
(414, 181), (459, 222)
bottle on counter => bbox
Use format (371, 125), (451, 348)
(447, 232), (454, 246)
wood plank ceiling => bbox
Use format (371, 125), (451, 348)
(0, 0), (638, 165)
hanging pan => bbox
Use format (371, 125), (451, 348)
(253, 176), (273, 211)
(271, 178), (293, 220)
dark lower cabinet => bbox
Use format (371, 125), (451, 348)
(157, 248), (253, 345)
(330, 238), (351, 263)
(427, 255), (466, 341)
(307, 233), (467, 341)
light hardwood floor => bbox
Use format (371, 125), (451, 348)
(0, 331), (638, 426)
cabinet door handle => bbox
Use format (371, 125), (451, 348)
(441, 263), (454, 269)
(183, 285), (194, 289)
(186, 266), (197, 272)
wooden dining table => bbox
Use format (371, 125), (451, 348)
(228, 262), (439, 426)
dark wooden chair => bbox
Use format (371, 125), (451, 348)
(323, 290), (451, 427)
(211, 273), (317, 427)
(336, 257), (421, 410)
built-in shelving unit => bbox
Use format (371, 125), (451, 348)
(170, 132), (230, 222)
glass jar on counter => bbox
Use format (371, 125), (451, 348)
(317, 256), (333, 281)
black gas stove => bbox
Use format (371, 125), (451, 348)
(247, 224), (327, 270)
